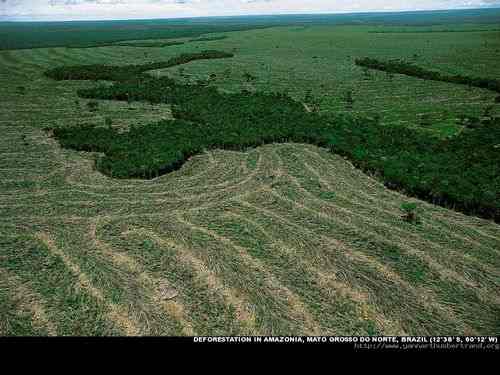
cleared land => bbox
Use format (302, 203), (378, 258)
(1, 16), (500, 335)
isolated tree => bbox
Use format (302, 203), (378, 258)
(401, 202), (420, 224)
(87, 101), (99, 112)
(362, 68), (371, 80)
(419, 113), (432, 127)
(105, 117), (113, 128)
(196, 79), (209, 87)
(303, 89), (321, 113)
(343, 89), (354, 111)
(304, 89), (314, 105)
(243, 72), (257, 83)
(483, 105), (494, 118)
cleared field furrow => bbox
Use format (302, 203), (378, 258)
(35, 232), (142, 335)
(88, 218), (194, 335)
(0, 268), (57, 336)
(294, 146), (500, 254)
(281, 170), (500, 289)
(236, 198), (478, 334)
(115, 220), (260, 335)
(60, 150), (257, 196)
(132, 228), (261, 335)
(0, 235), (119, 335)
(224, 211), (406, 335)
(175, 214), (323, 335)
(260, 188), (500, 333)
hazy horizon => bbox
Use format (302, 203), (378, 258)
(2, 0), (500, 22)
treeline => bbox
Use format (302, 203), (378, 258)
(189, 36), (228, 42)
(355, 57), (500, 94)
(77, 76), (219, 104)
(114, 41), (185, 48)
(66, 36), (228, 49)
(120, 36), (227, 47)
(44, 50), (234, 81)
(64, 41), (186, 49)
(368, 29), (500, 33)
(46, 53), (500, 221)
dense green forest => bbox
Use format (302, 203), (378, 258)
(45, 51), (500, 222)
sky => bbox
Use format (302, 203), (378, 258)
(1, 0), (500, 21)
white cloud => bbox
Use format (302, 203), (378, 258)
(1, 0), (500, 21)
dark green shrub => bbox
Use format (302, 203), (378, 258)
(401, 202), (420, 224)
(303, 89), (321, 113)
(362, 68), (371, 80)
(243, 72), (257, 83)
(344, 90), (354, 110)
(104, 117), (113, 128)
(419, 113), (433, 127)
(86, 101), (99, 112)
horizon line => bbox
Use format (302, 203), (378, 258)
(2, 6), (500, 23)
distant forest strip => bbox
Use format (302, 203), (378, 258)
(66, 40), (186, 49)
(65, 36), (228, 49)
(0, 22), (263, 50)
(44, 50), (234, 81)
(44, 51), (500, 222)
(58, 41), (185, 49)
(114, 36), (227, 47)
(189, 36), (228, 43)
(368, 29), (500, 33)
(355, 57), (500, 94)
